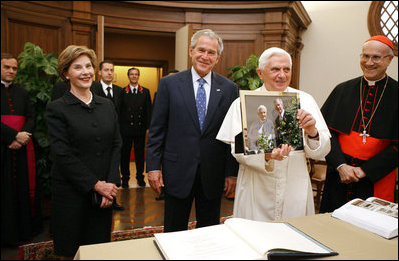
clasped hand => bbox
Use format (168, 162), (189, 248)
(337, 164), (366, 184)
(9, 131), (32, 149)
(94, 181), (118, 208)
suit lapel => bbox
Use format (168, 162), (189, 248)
(202, 72), (222, 133)
(179, 70), (201, 131)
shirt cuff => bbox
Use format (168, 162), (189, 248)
(336, 163), (345, 171)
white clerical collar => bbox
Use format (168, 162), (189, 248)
(1, 80), (11, 88)
(364, 75), (387, 86)
(191, 67), (212, 85)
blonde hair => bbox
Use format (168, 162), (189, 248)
(57, 45), (97, 81)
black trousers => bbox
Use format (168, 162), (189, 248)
(163, 168), (222, 232)
(120, 132), (145, 184)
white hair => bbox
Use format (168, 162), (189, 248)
(258, 47), (292, 70)
(257, 105), (267, 113)
(191, 29), (224, 55)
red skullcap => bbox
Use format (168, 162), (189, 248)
(366, 35), (394, 49)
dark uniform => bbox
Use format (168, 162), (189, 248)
(119, 85), (152, 187)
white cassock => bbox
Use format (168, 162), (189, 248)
(216, 85), (331, 221)
(247, 118), (276, 151)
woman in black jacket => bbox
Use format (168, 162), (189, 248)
(46, 45), (122, 258)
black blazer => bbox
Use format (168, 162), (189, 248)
(119, 85), (152, 136)
(46, 91), (122, 195)
(91, 81), (124, 115)
(146, 69), (238, 199)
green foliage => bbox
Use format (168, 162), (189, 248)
(14, 42), (60, 196)
(257, 132), (275, 152)
(227, 54), (263, 90)
(276, 97), (303, 149)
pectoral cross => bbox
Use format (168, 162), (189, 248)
(359, 129), (369, 144)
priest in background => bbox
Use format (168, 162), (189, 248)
(1, 53), (41, 245)
(320, 35), (398, 213)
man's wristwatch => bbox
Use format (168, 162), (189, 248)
(308, 132), (319, 139)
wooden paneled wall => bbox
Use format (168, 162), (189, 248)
(1, 1), (311, 88)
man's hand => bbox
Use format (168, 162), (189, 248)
(265, 144), (292, 161)
(8, 140), (22, 150)
(148, 170), (164, 194)
(224, 176), (237, 197)
(297, 109), (318, 138)
(15, 131), (31, 145)
(337, 164), (360, 184)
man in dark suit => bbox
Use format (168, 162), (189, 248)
(91, 60), (124, 115)
(146, 29), (238, 232)
(91, 60), (125, 211)
(119, 67), (152, 188)
(273, 98), (295, 146)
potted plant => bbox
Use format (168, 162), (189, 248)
(14, 42), (60, 200)
(227, 54), (263, 90)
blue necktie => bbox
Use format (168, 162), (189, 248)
(196, 78), (206, 131)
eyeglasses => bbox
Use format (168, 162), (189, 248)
(360, 53), (391, 63)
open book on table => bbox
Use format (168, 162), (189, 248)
(332, 197), (398, 239)
(153, 217), (338, 260)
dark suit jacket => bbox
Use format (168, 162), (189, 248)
(91, 82), (124, 115)
(119, 85), (152, 136)
(146, 69), (238, 199)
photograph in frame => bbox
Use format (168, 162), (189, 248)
(240, 90), (303, 155)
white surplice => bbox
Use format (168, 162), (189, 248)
(216, 86), (331, 221)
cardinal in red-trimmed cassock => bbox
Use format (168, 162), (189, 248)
(320, 36), (398, 213)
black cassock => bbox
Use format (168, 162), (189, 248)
(1, 82), (41, 245)
(320, 76), (398, 213)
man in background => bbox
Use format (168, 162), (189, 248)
(92, 60), (125, 211)
(119, 67), (152, 188)
(1, 53), (41, 245)
(320, 35), (397, 212)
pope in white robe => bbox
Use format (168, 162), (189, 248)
(216, 47), (331, 222)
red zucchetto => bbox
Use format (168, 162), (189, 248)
(366, 35), (394, 49)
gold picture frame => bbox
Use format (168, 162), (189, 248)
(240, 90), (303, 155)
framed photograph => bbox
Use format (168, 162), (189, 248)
(240, 90), (303, 155)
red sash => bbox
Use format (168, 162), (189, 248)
(1, 115), (36, 216)
(339, 131), (396, 201)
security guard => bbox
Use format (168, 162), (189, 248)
(119, 67), (152, 188)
